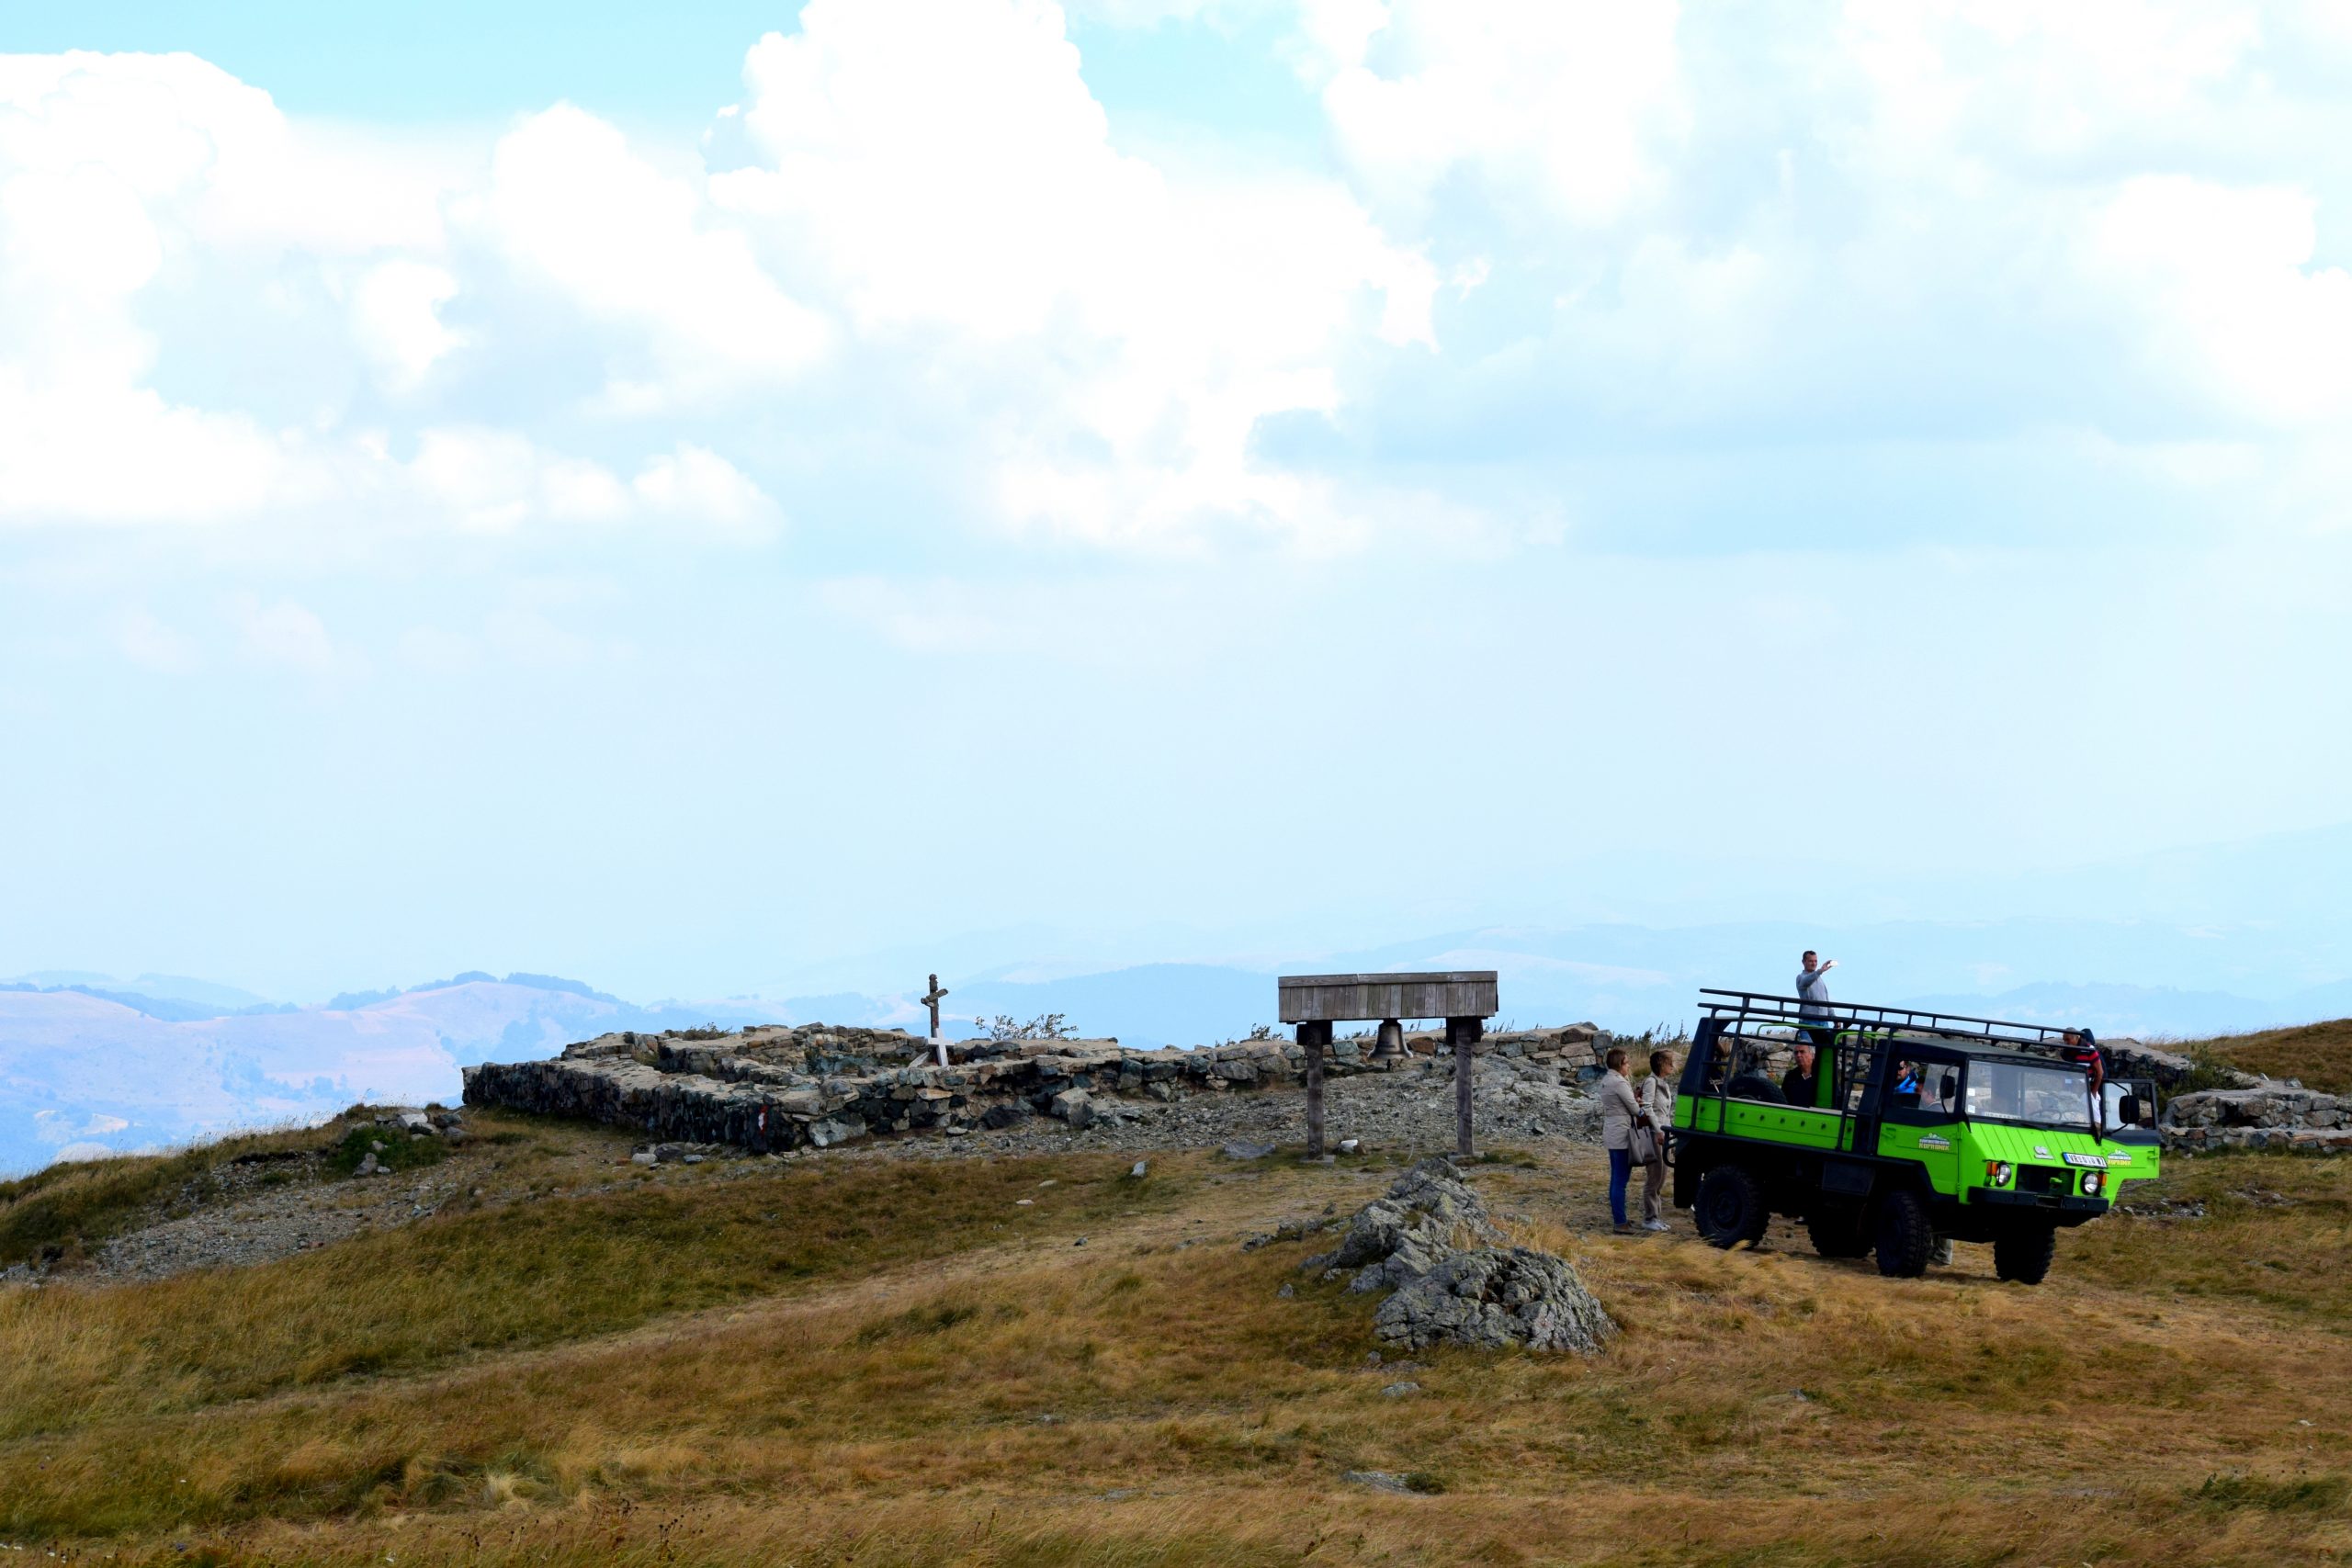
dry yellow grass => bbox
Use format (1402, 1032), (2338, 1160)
(3, 1134), (2348, 1565)
(2196, 1019), (2352, 1095)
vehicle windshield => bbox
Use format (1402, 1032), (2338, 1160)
(1963, 1060), (2092, 1129)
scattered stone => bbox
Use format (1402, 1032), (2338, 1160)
(1129, 1160), (1149, 1179)
(1343, 1470), (1417, 1495)
(355, 1153), (379, 1177)
(1381, 1382), (1420, 1397)
(1222, 1140), (1277, 1161)
(1278, 1282), (1295, 1298)
(1338, 1138), (1361, 1155)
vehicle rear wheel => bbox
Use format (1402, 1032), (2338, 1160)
(1694, 1165), (1769, 1249)
(1805, 1205), (1871, 1258)
(1993, 1222), (2057, 1285)
(1873, 1188), (1933, 1278)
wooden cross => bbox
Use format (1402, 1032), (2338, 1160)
(922, 974), (949, 1038)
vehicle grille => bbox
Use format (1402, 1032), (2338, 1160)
(2015, 1165), (2065, 1195)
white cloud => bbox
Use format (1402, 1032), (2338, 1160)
(713, 0), (1437, 549)
(351, 259), (464, 391)
(113, 607), (198, 673)
(1305, 0), (1689, 225)
(479, 104), (827, 409)
(399, 430), (775, 534)
(2084, 176), (2352, 426)
(232, 595), (335, 673)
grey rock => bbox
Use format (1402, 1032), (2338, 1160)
(1330, 1156), (1501, 1293)
(1373, 1247), (1616, 1354)
(1130, 1160), (1149, 1179)
(979, 1103), (1031, 1131)
(1338, 1138), (1361, 1155)
(1380, 1382), (1420, 1397)
(1342, 1470), (1418, 1495)
(355, 1152), (379, 1177)
(1221, 1140), (1277, 1160)
(1050, 1088), (1095, 1129)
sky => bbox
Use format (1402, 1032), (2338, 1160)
(4, 1), (2351, 1005)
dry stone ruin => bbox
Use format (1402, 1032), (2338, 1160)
(462, 1021), (1616, 1153)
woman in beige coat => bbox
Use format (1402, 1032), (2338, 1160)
(1596, 1047), (1641, 1235)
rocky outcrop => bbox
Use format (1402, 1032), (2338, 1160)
(1374, 1246), (1619, 1353)
(2163, 1085), (2352, 1153)
(1312, 1156), (1614, 1355)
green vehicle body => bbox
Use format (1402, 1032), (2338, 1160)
(1667, 996), (2163, 1280)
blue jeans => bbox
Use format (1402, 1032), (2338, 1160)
(1608, 1146), (1633, 1226)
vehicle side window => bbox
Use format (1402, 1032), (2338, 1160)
(1721, 1036), (1791, 1104)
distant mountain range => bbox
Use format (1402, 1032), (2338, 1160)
(7, 918), (2349, 1178)
(0, 975), (806, 1178)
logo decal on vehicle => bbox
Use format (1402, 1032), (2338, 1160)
(2106, 1153), (2132, 1165)
(2033, 1145), (2052, 1159)
(1917, 1134), (1951, 1150)
(2063, 1152), (2109, 1168)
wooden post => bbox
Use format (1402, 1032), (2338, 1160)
(1448, 1015), (1483, 1158)
(1300, 1021), (1330, 1158)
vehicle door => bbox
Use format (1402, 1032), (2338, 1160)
(1876, 1057), (1963, 1198)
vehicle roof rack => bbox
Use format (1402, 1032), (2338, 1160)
(1697, 989), (2082, 1056)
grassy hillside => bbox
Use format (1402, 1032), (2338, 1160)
(3, 1112), (2349, 1564)
(2192, 1017), (2352, 1094)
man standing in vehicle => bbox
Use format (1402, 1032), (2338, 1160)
(1796, 950), (1838, 1056)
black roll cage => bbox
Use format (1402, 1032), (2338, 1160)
(1677, 989), (2125, 1145)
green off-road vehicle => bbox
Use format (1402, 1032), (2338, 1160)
(1668, 990), (2162, 1282)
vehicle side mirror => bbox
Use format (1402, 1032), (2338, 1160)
(2119, 1092), (2141, 1127)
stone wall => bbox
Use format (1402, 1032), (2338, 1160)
(2162, 1084), (2352, 1153)
(463, 1021), (1606, 1153)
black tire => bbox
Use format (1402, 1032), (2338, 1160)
(1873, 1188), (1933, 1278)
(1993, 1222), (2057, 1285)
(1805, 1205), (1871, 1259)
(1694, 1165), (1769, 1249)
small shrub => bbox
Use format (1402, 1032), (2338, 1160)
(2195, 1472), (2348, 1513)
(328, 1124), (448, 1179)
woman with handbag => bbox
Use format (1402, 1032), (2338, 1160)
(1637, 1049), (1677, 1233)
(1597, 1047), (1642, 1235)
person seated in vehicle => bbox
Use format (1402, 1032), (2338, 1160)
(1781, 1041), (1818, 1108)
(1892, 1059), (1923, 1108)
(1702, 1034), (1736, 1089)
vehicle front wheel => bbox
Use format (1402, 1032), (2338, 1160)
(1805, 1205), (1871, 1258)
(1993, 1222), (2057, 1285)
(1694, 1165), (1769, 1249)
(1873, 1188), (1933, 1278)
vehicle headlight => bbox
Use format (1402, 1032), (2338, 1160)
(1984, 1161), (2014, 1187)
(2081, 1170), (2104, 1196)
